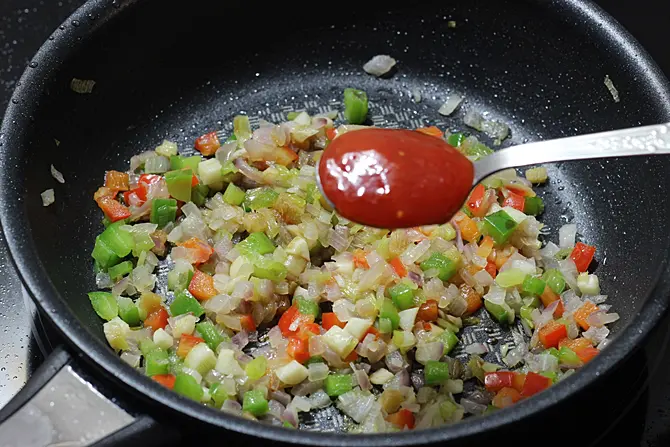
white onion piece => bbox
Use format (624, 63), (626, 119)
(415, 342), (444, 365)
(504, 343), (527, 367)
(50, 165), (65, 184)
(539, 241), (560, 259)
(583, 326), (610, 344)
(308, 362), (330, 382)
(461, 398), (487, 415)
(438, 94), (463, 116)
(464, 343), (489, 355)
(41, 189), (55, 206)
(363, 55), (397, 77)
(558, 224), (577, 249)
(96, 272), (112, 289)
(234, 158), (266, 184)
(586, 311), (620, 328)
(309, 389), (331, 409)
(354, 368), (372, 391)
(221, 399), (242, 415)
(270, 390), (292, 407)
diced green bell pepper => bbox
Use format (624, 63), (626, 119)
(108, 260), (134, 281)
(191, 184), (210, 207)
(343, 88), (369, 125)
(524, 196), (544, 216)
(437, 329), (459, 355)
(325, 374), (354, 397)
(519, 305), (535, 329)
(420, 252), (458, 281)
(546, 347), (560, 359)
(173, 373), (203, 401)
(483, 210), (518, 245)
(196, 321), (227, 351)
(542, 269), (566, 294)
(380, 299), (400, 330)
(88, 292), (119, 321)
(92, 235), (121, 270)
(522, 275), (546, 296)
(378, 317), (393, 334)
(165, 169), (193, 202)
(170, 290), (204, 317)
(424, 360), (450, 385)
(243, 389), (269, 416)
(117, 296), (140, 326)
(295, 296), (320, 318)
(170, 155), (201, 172)
(150, 198), (177, 228)
(238, 232), (275, 257)
(253, 257), (287, 281)
(209, 382), (231, 408)
(222, 183), (246, 206)
(540, 371), (558, 383)
(388, 282), (415, 310)
(447, 133), (465, 147)
(145, 348), (169, 376)
(558, 346), (581, 365)
(484, 299), (512, 325)
(99, 221), (135, 258)
(243, 187), (279, 211)
(305, 356), (324, 365)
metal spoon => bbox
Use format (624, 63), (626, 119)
(317, 122), (670, 227)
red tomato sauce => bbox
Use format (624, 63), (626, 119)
(318, 128), (474, 228)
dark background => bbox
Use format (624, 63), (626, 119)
(0, 0), (669, 445)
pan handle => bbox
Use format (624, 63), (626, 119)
(0, 346), (180, 447)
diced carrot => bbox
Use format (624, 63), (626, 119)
(574, 346), (599, 363)
(195, 131), (221, 156)
(144, 307), (169, 332)
(105, 170), (130, 191)
(386, 408), (415, 429)
(573, 301), (599, 330)
(152, 374), (176, 389)
(178, 237), (214, 265)
(492, 387), (522, 409)
(321, 312), (345, 331)
(415, 126), (443, 138)
(453, 212), (480, 242)
(559, 337), (593, 351)
(177, 334), (205, 358)
(538, 321), (567, 349)
(460, 284), (482, 315)
(417, 300), (438, 322)
(389, 257), (408, 277)
(188, 269), (217, 301)
(353, 249), (369, 269)
(240, 314), (257, 332)
(477, 236), (495, 258)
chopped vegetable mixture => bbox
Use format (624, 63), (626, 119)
(89, 88), (616, 432)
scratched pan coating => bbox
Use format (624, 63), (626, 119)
(2, 0), (670, 444)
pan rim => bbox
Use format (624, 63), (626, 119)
(1, 0), (670, 444)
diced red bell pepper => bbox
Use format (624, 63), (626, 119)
(96, 195), (132, 222)
(298, 322), (320, 339)
(417, 299), (438, 322)
(485, 260), (497, 279)
(144, 307), (169, 332)
(386, 408), (415, 429)
(105, 170), (130, 191)
(570, 242), (596, 273)
(484, 371), (516, 392)
(191, 174), (199, 187)
(195, 132), (221, 156)
(466, 184), (488, 218)
(139, 174), (163, 187)
(344, 350), (359, 362)
(352, 249), (369, 269)
(512, 373), (526, 393)
(521, 372), (552, 397)
(540, 285), (563, 318)
(502, 191), (526, 212)
(287, 337), (310, 363)
(240, 314), (257, 332)
(321, 312), (345, 331)
(278, 305), (314, 337)
(177, 334), (205, 358)
(152, 374), (176, 389)
(178, 237), (214, 265)
(559, 337), (593, 351)
(188, 269), (217, 301)
(389, 257), (408, 277)
(574, 346), (599, 363)
(415, 126), (443, 138)
(326, 127), (337, 141)
(538, 321), (568, 349)
(364, 325), (381, 340)
(492, 387), (522, 409)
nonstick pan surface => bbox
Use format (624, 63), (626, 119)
(1, 0), (670, 445)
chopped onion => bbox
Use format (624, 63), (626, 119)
(583, 326), (610, 344)
(415, 342), (444, 365)
(231, 330), (249, 350)
(604, 75), (620, 103)
(464, 343), (489, 355)
(270, 390), (292, 407)
(95, 272), (112, 289)
(308, 335), (326, 356)
(558, 224), (577, 249)
(503, 343), (527, 367)
(221, 399), (242, 415)
(41, 189), (55, 206)
(363, 55), (397, 77)
(332, 299), (356, 322)
(144, 155), (170, 174)
(308, 362), (329, 382)
(473, 269), (494, 287)
(291, 379), (323, 397)
(438, 94), (463, 116)
(120, 352), (141, 367)
(385, 350), (407, 373)
(460, 398), (487, 415)
(267, 400), (286, 419)
(234, 158), (266, 184)
(354, 368), (372, 391)
(586, 311), (620, 328)
(50, 165), (65, 184)
(309, 389), (331, 409)
(328, 225), (350, 253)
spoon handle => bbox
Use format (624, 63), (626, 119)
(473, 122), (670, 184)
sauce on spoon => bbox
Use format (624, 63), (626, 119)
(318, 128), (474, 228)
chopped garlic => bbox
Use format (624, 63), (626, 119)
(525, 166), (548, 184)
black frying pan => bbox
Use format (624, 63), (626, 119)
(1, 0), (670, 445)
